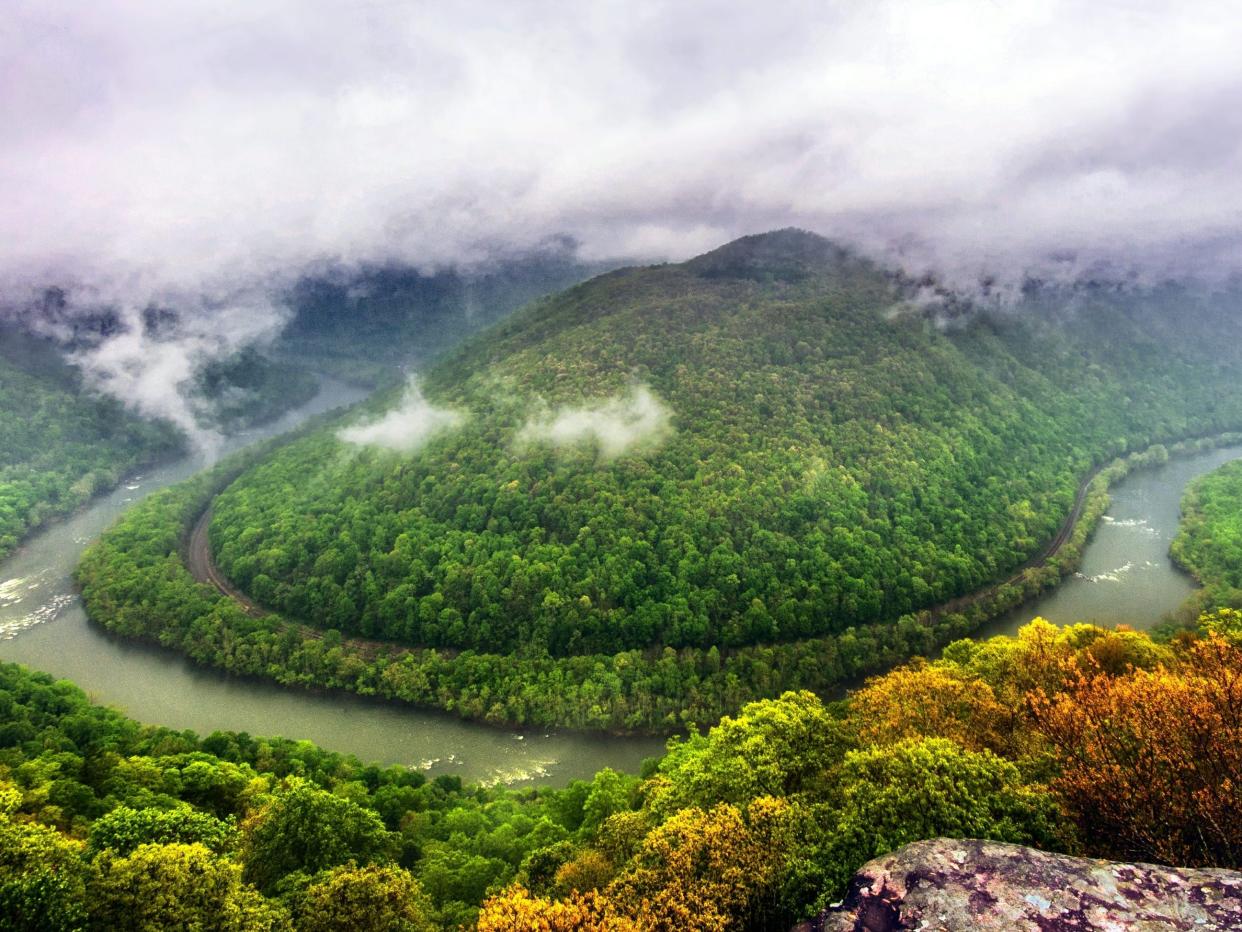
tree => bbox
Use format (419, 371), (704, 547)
(822, 738), (1065, 891)
(1030, 636), (1242, 867)
(653, 691), (852, 812)
(87, 843), (287, 932)
(850, 662), (1011, 754)
(296, 864), (434, 932)
(87, 805), (236, 857)
(0, 784), (88, 932)
(608, 800), (791, 931)
(240, 780), (395, 892)
(477, 884), (636, 932)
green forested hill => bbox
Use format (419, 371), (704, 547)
(78, 230), (1242, 728)
(0, 326), (183, 559)
(210, 232), (1242, 652)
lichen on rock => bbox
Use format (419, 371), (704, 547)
(799, 838), (1242, 931)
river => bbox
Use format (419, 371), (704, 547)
(981, 443), (1242, 637)
(0, 378), (665, 785)
(2, 388), (1235, 782)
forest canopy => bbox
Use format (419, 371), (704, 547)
(77, 231), (1242, 729)
(1, 617), (1237, 930)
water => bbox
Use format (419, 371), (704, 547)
(3, 382), (1230, 780)
(0, 379), (665, 785)
(982, 443), (1242, 636)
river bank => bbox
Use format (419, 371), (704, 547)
(0, 378), (666, 784)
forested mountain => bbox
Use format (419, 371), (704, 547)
(0, 325), (183, 560)
(73, 230), (1242, 730)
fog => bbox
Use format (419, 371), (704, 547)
(4, 0), (1242, 419)
(518, 385), (673, 460)
(338, 379), (463, 454)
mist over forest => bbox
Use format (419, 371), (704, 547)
(5, 0), (1242, 428)
(3, 3), (1242, 931)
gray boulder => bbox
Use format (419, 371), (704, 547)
(799, 838), (1242, 931)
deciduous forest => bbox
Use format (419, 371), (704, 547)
(2, 615), (1238, 930)
(77, 232), (1242, 729)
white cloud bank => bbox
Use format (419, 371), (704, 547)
(4, 0), (1242, 300)
(338, 379), (463, 454)
(518, 384), (672, 459)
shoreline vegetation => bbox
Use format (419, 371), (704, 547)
(76, 425), (1242, 735)
(1169, 456), (1242, 621)
(2, 606), (1238, 928)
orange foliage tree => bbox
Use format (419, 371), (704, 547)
(1029, 636), (1242, 867)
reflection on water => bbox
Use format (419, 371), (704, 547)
(0, 378), (665, 784)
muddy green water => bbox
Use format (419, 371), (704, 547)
(2, 388), (1234, 782)
(0, 380), (665, 785)
(981, 443), (1242, 637)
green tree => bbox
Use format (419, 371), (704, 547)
(821, 737), (1065, 890)
(654, 691), (852, 811)
(240, 780), (396, 892)
(296, 863), (434, 932)
(87, 843), (287, 932)
(0, 785), (88, 932)
(87, 805), (236, 857)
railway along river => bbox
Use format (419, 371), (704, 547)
(1, 374), (1237, 782)
(0, 378), (665, 785)
(982, 442), (1242, 636)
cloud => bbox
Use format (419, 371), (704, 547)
(518, 384), (672, 459)
(338, 379), (462, 453)
(3, 0), (1242, 306)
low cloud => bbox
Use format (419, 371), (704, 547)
(518, 384), (672, 460)
(5, 285), (289, 450)
(338, 378), (463, 454)
(5, 0), (1242, 302)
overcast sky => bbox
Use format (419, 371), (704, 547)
(4, 0), (1242, 302)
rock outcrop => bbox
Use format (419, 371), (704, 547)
(799, 838), (1242, 931)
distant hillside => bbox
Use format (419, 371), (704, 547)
(81, 230), (1242, 729)
(279, 245), (609, 385)
(0, 325), (183, 559)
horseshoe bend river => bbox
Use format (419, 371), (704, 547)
(1, 380), (1237, 783)
(0, 379), (665, 785)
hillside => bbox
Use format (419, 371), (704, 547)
(214, 232), (1242, 647)
(1171, 458), (1242, 616)
(78, 230), (1242, 729)
(0, 325), (184, 560)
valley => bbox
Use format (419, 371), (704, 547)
(73, 231), (1242, 731)
(6, 7), (1241, 928)
(4, 232), (1242, 930)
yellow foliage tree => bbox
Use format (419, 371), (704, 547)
(850, 661), (1012, 754)
(477, 884), (637, 932)
(607, 799), (790, 931)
